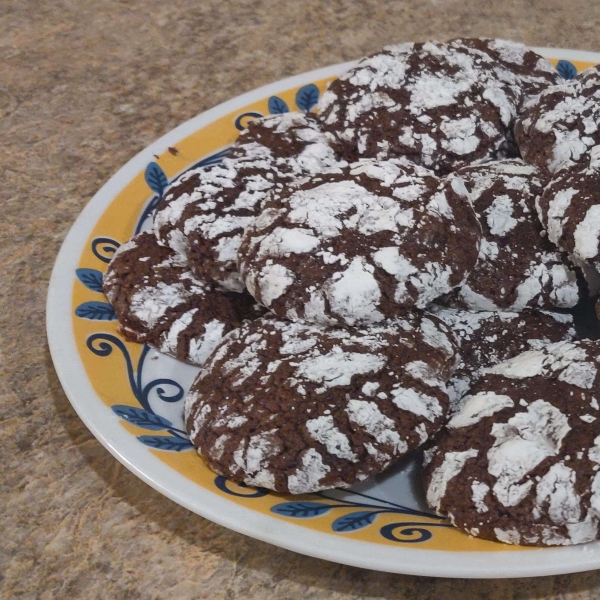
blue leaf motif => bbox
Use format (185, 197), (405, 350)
(268, 96), (289, 114)
(271, 501), (332, 518)
(76, 268), (104, 293)
(295, 84), (319, 112)
(332, 510), (378, 532)
(145, 162), (168, 196)
(137, 435), (193, 451)
(556, 60), (577, 80)
(112, 405), (173, 431)
(75, 301), (116, 321)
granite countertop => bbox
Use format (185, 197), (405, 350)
(4, 0), (600, 597)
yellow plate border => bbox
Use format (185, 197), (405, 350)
(48, 50), (600, 577)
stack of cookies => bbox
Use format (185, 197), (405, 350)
(104, 39), (600, 547)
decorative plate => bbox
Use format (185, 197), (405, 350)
(47, 48), (600, 578)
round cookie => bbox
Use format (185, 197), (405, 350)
(441, 159), (581, 311)
(429, 306), (576, 406)
(537, 149), (600, 274)
(423, 340), (600, 546)
(185, 313), (458, 493)
(455, 38), (561, 101)
(103, 231), (264, 364)
(154, 112), (342, 292)
(515, 65), (600, 174)
(238, 158), (481, 326)
(316, 39), (523, 174)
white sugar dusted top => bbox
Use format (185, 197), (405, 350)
(294, 348), (387, 392)
(424, 334), (600, 546)
(103, 231), (257, 367)
(317, 39), (524, 173)
(543, 187), (578, 247)
(482, 39), (560, 95)
(517, 67), (600, 173)
(486, 341), (598, 388)
(186, 314), (454, 493)
(427, 449), (479, 511)
(240, 158), (480, 325)
(287, 449), (332, 494)
(448, 159), (580, 312)
(539, 152), (600, 267)
(284, 179), (412, 239)
(448, 391), (514, 428)
(130, 282), (195, 328)
(573, 204), (600, 260)
(154, 112), (344, 292)
(429, 305), (575, 406)
(488, 399), (571, 507)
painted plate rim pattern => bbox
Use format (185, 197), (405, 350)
(47, 48), (600, 578)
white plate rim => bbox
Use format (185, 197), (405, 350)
(46, 47), (600, 579)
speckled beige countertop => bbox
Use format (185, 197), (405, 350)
(5, 1), (600, 597)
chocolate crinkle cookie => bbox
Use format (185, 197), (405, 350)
(184, 313), (458, 493)
(429, 305), (576, 407)
(316, 39), (552, 174)
(103, 232), (265, 365)
(238, 158), (481, 326)
(455, 38), (561, 101)
(537, 148), (600, 274)
(154, 112), (343, 292)
(441, 159), (581, 311)
(423, 340), (600, 547)
(515, 65), (600, 174)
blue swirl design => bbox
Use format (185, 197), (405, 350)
(275, 490), (451, 541)
(91, 237), (120, 263)
(234, 111), (264, 131)
(86, 334), (193, 451)
(75, 148), (232, 449)
(86, 335), (185, 411)
(216, 476), (452, 543)
(214, 475), (269, 498)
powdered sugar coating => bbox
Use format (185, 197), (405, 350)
(429, 305), (575, 407)
(154, 112), (343, 292)
(103, 231), (264, 364)
(447, 392), (514, 429)
(426, 449), (479, 512)
(316, 39), (545, 174)
(456, 38), (561, 101)
(538, 150), (600, 273)
(239, 158), (481, 326)
(485, 341), (597, 383)
(423, 338), (600, 547)
(515, 65), (600, 174)
(184, 313), (458, 493)
(441, 159), (581, 311)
